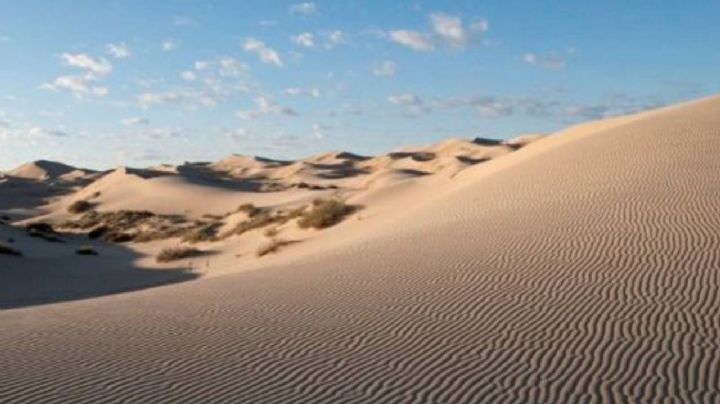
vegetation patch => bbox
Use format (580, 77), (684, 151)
(67, 200), (95, 214)
(222, 206), (306, 238)
(60, 210), (192, 243)
(0, 242), (22, 256)
(236, 203), (262, 217)
(256, 238), (293, 257)
(156, 246), (204, 263)
(297, 199), (355, 229)
(26, 222), (64, 243)
(75, 246), (98, 256)
(181, 222), (223, 244)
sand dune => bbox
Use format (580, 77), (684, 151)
(2, 95), (720, 402)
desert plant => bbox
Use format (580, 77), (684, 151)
(156, 246), (203, 263)
(256, 238), (292, 257)
(75, 246), (98, 256)
(264, 226), (279, 237)
(0, 242), (21, 256)
(297, 199), (354, 229)
(181, 222), (222, 243)
(26, 223), (63, 243)
(237, 203), (261, 217)
(68, 200), (94, 214)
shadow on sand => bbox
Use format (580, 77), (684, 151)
(0, 228), (200, 310)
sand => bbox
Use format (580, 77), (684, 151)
(1, 95), (720, 402)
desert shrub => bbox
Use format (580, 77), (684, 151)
(75, 246), (98, 256)
(0, 242), (21, 256)
(88, 226), (108, 239)
(237, 203), (261, 217)
(224, 211), (274, 238)
(68, 200), (94, 214)
(61, 210), (192, 243)
(26, 223), (63, 243)
(297, 199), (354, 229)
(156, 246), (203, 263)
(27, 222), (56, 234)
(273, 206), (306, 225)
(181, 222), (222, 243)
(256, 238), (292, 257)
(264, 226), (279, 237)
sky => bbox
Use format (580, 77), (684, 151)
(0, 0), (718, 170)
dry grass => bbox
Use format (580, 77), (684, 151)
(67, 200), (94, 214)
(222, 206), (306, 239)
(0, 242), (22, 256)
(256, 238), (293, 257)
(26, 223), (64, 243)
(236, 203), (261, 217)
(297, 199), (354, 229)
(60, 210), (192, 243)
(75, 246), (98, 256)
(264, 226), (279, 237)
(156, 246), (203, 263)
(181, 222), (222, 244)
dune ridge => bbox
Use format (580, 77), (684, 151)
(1, 95), (720, 402)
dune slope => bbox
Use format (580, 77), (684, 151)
(1, 96), (720, 403)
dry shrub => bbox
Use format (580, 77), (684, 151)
(75, 246), (98, 256)
(236, 203), (261, 217)
(26, 223), (63, 243)
(256, 238), (292, 257)
(181, 222), (222, 243)
(61, 210), (191, 244)
(264, 226), (279, 237)
(222, 206), (306, 239)
(156, 246), (203, 263)
(297, 199), (354, 229)
(68, 200), (94, 214)
(0, 242), (21, 256)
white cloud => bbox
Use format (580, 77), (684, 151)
(61, 53), (112, 76)
(323, 30), (345, 48)
(388, 94), (424, 106)
(243, 38), (282, 66)
(162, 39), (179, 52)
(121, 117), (149, 126)
(291, 32), (315, 47)
(194, 61), (210, 70)
(105, 42), (130, 59)
(289, 2), (317, 16)
(470, 19), (490, 34)
(137, 89), (220, 109)
(218, 57), (248, 77)
(388, 30), (434, 51)
(389, 13), (489, 51)
(285, 87), (321, 97)
(181, 71), (196, 81)
(42, 75), (108, 98)
(522, 52), (567, 71)
(235, 96), (297, 120)
(373, 60), (398, 77)
(430, 13), (466, 47)
(29, 126), (69, 137)
(388, 94), (429, 116)
(312, 123), (331, 139)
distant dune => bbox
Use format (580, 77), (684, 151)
(2, 95), (720, 402)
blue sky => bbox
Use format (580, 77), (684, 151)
(0, 0), (718, 169)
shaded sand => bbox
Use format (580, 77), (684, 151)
(2, 95), (720, 402)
